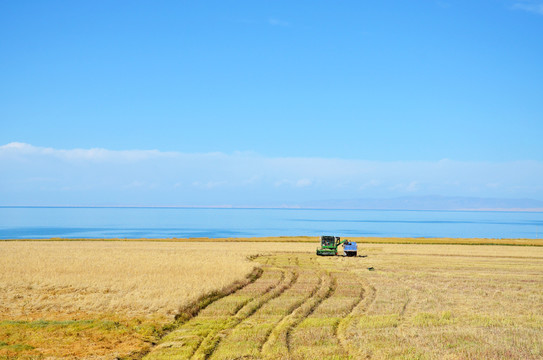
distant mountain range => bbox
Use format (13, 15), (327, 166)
(298, 196), (543, 211)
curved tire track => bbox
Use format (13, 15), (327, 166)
(287, 273), (338, 353)
(336, 282), (377, 356)
(261, 271), (335, 358)
(142, 267), (264, 359)
(192, 267), (298, 360)
(259, 274), (323, 355)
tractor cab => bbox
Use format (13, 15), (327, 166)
(321, 236), (339, 248)
(316, 236), (341, 256)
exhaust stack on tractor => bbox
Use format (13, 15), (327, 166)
(316, 235), (357, 256)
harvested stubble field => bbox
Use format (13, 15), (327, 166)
(1, 240), (542, 359)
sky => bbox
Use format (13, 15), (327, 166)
(1, 1), (542, 206)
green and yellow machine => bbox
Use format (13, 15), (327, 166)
(316, 235), (358, 256)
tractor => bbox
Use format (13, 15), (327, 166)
(316, 235), (357, 257)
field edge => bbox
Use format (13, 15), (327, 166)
(3, 236), (543, 246)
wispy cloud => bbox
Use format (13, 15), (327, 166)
(192, 180), (227, 189)
(512, 2), (543, 15)
(0, 142), (174, 162)
(268, 18), (290, 27)
(296, 179), (312, 188)
(1, 143), (542, 206)
(436, 1), (451, 9)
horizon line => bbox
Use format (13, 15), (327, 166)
(1, 205), (542, 213)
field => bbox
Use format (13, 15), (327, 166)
(1, 240), (542, 359)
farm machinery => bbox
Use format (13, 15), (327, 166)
(316, 236), (358, 257)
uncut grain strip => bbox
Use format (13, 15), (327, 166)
(192, 268), (297, 360)
(261, 271), (334, 359)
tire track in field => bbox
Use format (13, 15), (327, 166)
(286, 273), (338, 354)
(257, 259), (322, 355)
(206, 269), (301, 360)
(336, 282), (377, 356)
(258, 274), (322, 355)
(330, 274), (365, 354)
(227, 268), (286, 325)
(192, 266), (298, 360)
(335, 284), (364, 345)
(399, 293), (411, 319)
(211, 261), (302, 354)
(144, 266), (280, 360)
(261, 270), (335, 358)
(289, 270), (366, 359)
(188, 267), (287, 359)
(201, 256), (299, 359)
(141, 266), (263, 359)
(210, 255), (317, 359)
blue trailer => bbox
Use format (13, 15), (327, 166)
(343, 240), (358, 257)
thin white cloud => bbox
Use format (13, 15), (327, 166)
(295, 179), (312, 188)
(0, 142), (174, 162)
(268, 18), (290, 27)
(192, 180), (227, 189)
(274, 179), (290, 187)
(390, 181), (420, 192)
(359, 180), (380, 190)
(1, 142), (32, 150)
(512, 2), (543, 14)
(242, 175), (261, 185)
(436, 1), (451, 9)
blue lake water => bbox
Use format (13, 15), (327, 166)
(0, 207), (542, 239)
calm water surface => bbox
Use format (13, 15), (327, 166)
(0, 207), (542, 239)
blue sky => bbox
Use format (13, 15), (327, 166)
(1, 1), (542, 206)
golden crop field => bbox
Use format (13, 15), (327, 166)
(0, 241), (308, 358)
(1, 240), (542, 359)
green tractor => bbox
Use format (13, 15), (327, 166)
(316, 235), (358, 256)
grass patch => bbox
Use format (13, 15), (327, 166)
(358, 314), (400, 328)
(0, 318), (158, 358)
(412, 311), (455, 326)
